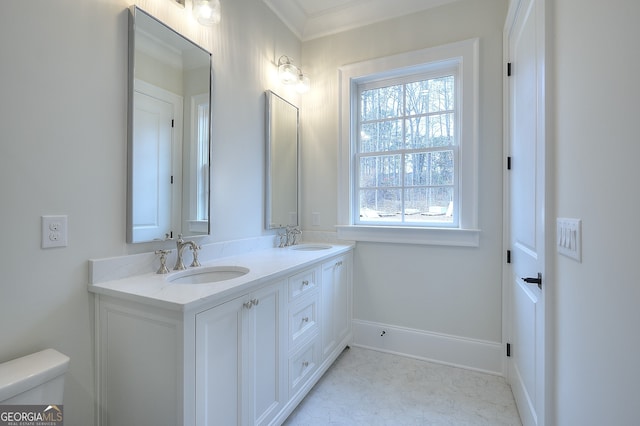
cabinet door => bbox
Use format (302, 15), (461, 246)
(333, 256), (350, 346)
(196, 298), (243, 426)
(243, 282), (286, 426)
(321, 255), (351, 360)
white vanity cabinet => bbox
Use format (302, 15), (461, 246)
(195, 280), (286, 426)
(93, 247), (353, 426)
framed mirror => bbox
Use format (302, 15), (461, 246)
(265, 91), (299, 229)
(127, 6), (212, 243)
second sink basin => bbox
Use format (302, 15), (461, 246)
(289, 244), (332, 251)
(168, 266), (250, 284)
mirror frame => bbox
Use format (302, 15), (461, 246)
(265, 90), (299, 230)
(126, 6), (212, 243)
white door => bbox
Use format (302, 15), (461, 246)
(131, 90), (173, 242)
(506, 0), (546, 424)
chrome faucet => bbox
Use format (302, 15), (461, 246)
(279, 225), (301, 247)
(174, 235), (201, 270)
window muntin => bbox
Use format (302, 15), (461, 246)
(355, 72), (459, 226)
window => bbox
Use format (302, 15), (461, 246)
(188, 93), (210, 233)
(337, 39), (480, 246)
(357, 72), (458, 226)
(195, 99), (210, 222)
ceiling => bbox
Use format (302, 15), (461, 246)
(263, 0), (459, 41)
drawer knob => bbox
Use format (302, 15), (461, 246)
(243, 299), (260, 309)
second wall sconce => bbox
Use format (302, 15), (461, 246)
(193, 0), (221, 26)
(278, 55), (310, 94)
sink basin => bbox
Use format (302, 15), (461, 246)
(167, 266), (250, 284)
(289, 244), (332, 251)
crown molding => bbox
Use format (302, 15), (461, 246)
(264, 0), (459, 41)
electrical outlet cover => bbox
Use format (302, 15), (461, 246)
(42, 215), (68, 248)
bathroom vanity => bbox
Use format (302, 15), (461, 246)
(89, 243), (353, 426)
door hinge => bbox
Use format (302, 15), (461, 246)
(507, 343), (512, 357)
(507, 62), (512, 77)
(507, 156), (512, 170)
(506, 250), (511, 264)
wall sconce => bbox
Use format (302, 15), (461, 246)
(193, 0), (221, 26)
(296, 72), (310, 94)
(278, 55), (310, 94)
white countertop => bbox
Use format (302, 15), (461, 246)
(88, 243), (353, 312)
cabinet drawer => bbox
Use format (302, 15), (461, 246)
(289, 295), (318, 349)
(289, 338), (319, 396)
(288, 268), (318, 301)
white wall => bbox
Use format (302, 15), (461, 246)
(11, 0), (639, 423)
(301, 0), (508, 344)
(552, 0), (640, 423)
(0, 1), (299, 425)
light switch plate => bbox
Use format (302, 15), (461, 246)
(557, 218), (581, 262)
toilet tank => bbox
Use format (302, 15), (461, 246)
(0, 349), (70, 405)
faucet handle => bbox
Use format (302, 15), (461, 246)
(190, 244), (201, 267)
(276, 232), (285, 248)
(291, 226), (302, 246)
(155, 250), (171, 274)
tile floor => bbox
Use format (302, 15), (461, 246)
(283, 346), (522, 426)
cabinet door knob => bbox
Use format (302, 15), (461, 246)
(302, 280), (309, 286)
(302, 361), (309, 367)
(243, 299), (259, 309)
(302, 317), (309, 323)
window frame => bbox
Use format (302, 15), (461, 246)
(187, 93), (210, 233)
(355, 68), (460, 228)
(337, 39), (480, 246)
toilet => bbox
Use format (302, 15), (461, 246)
(0, 349), (70, 405)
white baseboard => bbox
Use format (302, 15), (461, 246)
(352, 319), (504, 376)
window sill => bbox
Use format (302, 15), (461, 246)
(335, 225), (480, 247)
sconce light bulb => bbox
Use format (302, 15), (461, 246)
(279, 63), (298, 85)
(201, 4), (213, 19)
(296, 74), (310, 93)
(194, 0), (221, 26)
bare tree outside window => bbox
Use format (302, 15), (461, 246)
(357, 74), (457, 225)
